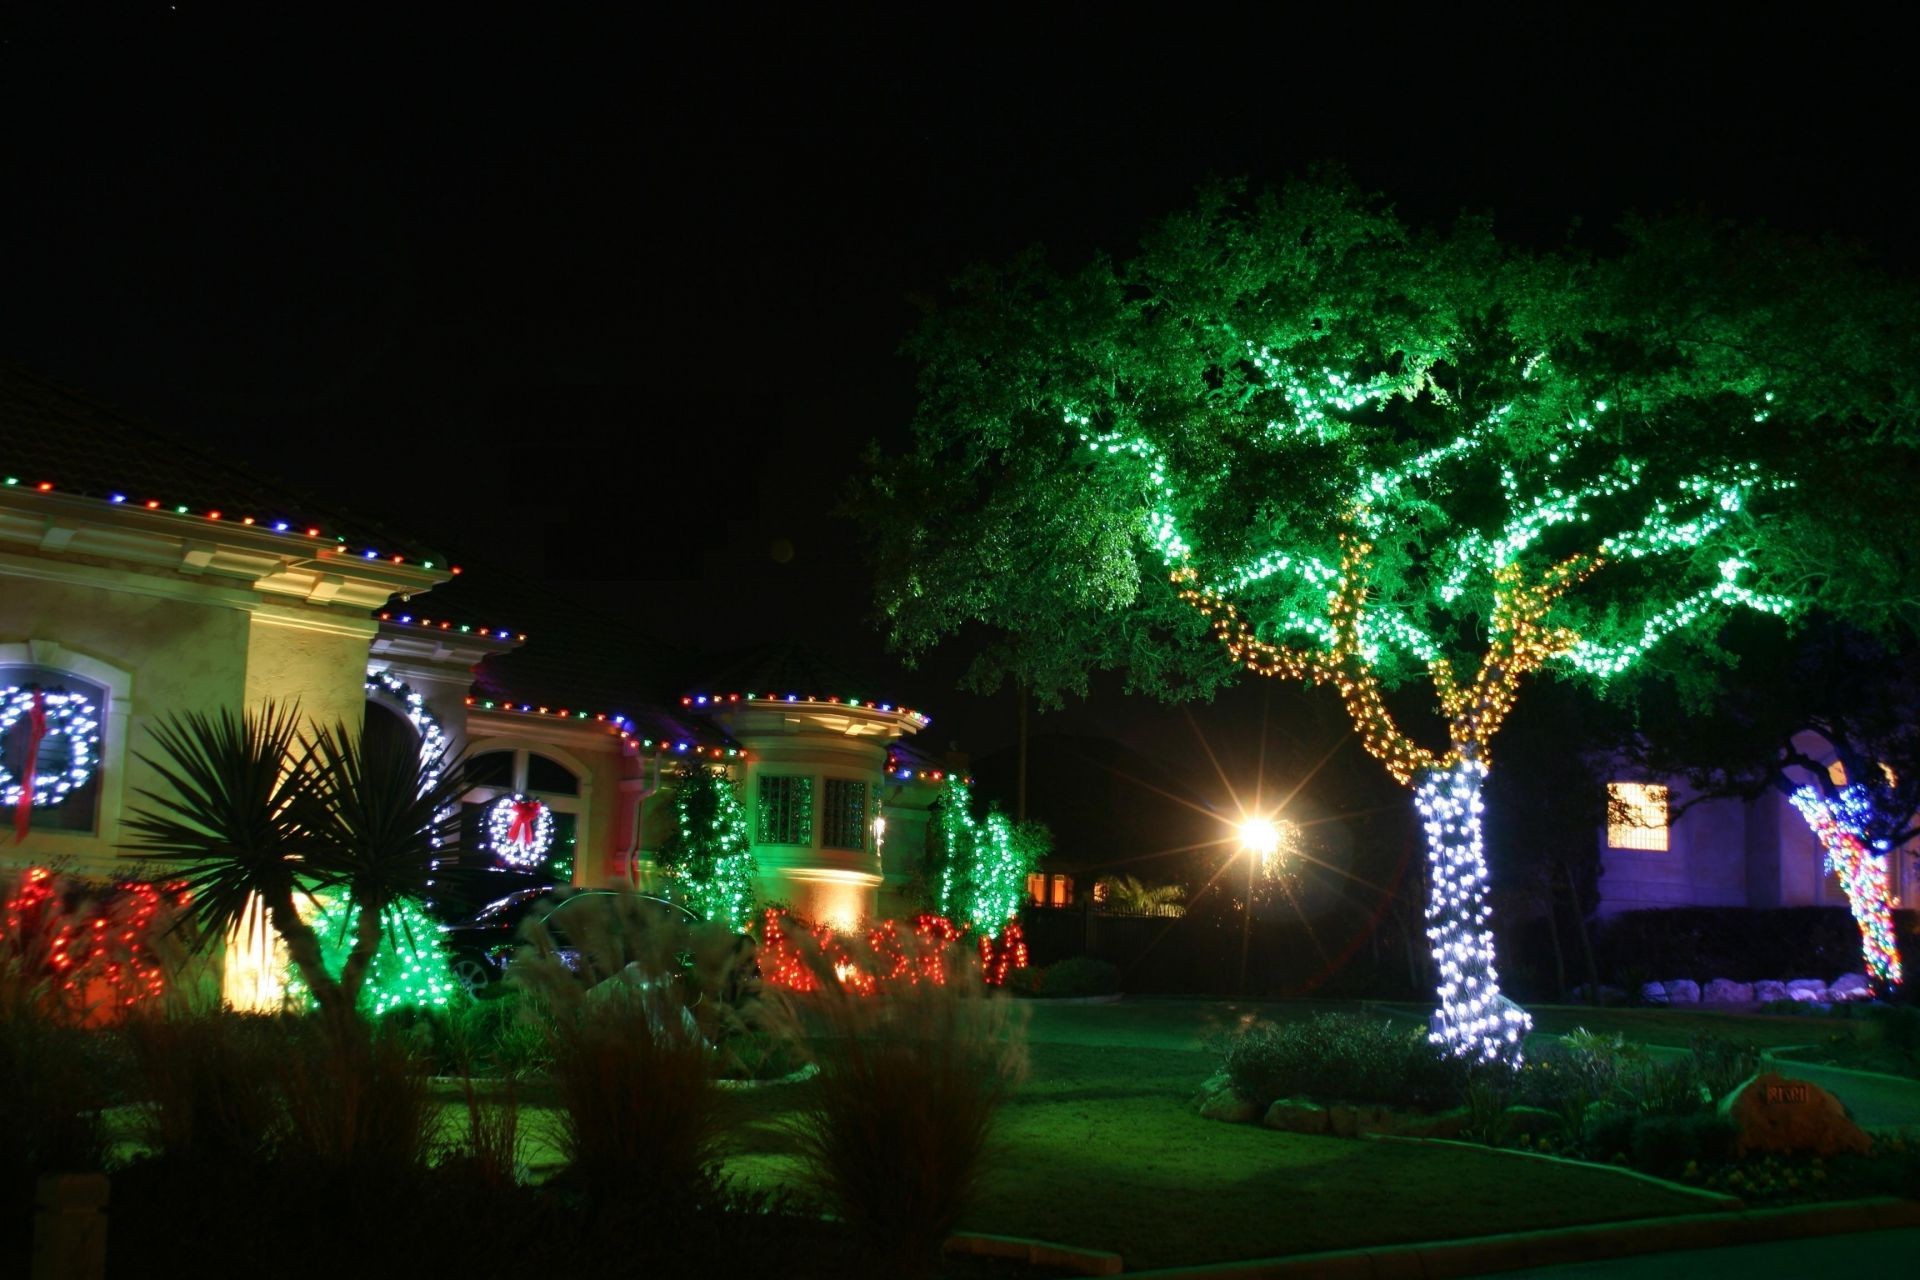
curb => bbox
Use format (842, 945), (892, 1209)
(946, 1231), (1123, 1276)
(1016, 993), (1127, 1005)
(1362, 1134), (1743, 1210)
(1120, 1196), (1920, 1278)
(1762, 1046), (1920, 1089)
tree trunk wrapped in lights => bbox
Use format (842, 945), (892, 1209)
(863, 179), (1920, 1069)
(1787, 784), (1903, 991)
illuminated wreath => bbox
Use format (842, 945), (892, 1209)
(0, 685), (102, 809)
(486, 793), (554, 869)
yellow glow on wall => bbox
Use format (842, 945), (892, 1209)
(221, 893), (288, 1011)
(1607, 782), (1669, 851)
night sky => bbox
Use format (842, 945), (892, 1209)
(3, 4), (1912, 781)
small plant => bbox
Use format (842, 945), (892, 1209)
(1223, 1013), (1469, 1110)
(1037, 956), (1121, 997)
(1688, 1033), (1760, 1100)
(1462, 1066), (1517, 1144)
(793, 973), (1027, 1277)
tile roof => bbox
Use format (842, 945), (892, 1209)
(0, 363), (445, 566)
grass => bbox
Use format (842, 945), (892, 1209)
(715, 1004), (1710, 1271)
(100, 996), (1893, 1272)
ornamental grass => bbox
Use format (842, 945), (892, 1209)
(792, 970), (1028, 1277)
(544, 986), (732, 1202)
(274, 1015), (438, 1173)
(122, 1010), (281, 1167)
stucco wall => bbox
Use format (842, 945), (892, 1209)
(3, 573), (253, 873)
(1597, 789), (1750, 917)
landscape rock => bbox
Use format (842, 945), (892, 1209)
(1720, 1071), (1872, 1157)
(1787, 979), (1829, 1002)
(1263, 1099), (1330, 1134)
(1326, 1104), (1360, 1137)
(1640, 981), (1670, 1005)
(1704, 978), (1755, 1004)
(1663, 979), (1701, 1005)
(1197, 1088), (1258, 1124)
(1829, 973), (1873, 1001)
(1753, 979), (1790, 1003)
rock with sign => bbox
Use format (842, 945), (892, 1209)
(1719, 1071), (1871, 1157)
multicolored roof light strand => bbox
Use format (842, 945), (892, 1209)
(682, 692), (931, 727)
(464, 696), (746, 760)
(2, 475), (454, 572)
(377, 612), (522, 642)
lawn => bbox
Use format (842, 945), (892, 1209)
(708, 1002), (1715, 1271)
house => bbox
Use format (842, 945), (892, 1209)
(0, 366), (952, 981)
(1596, 733), (1920, 917)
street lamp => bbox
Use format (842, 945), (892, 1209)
(1235, 816), (1286, 998)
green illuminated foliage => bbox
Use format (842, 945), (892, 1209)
(925, 778), (1046, 938)
(288, 896), (460, 1016)
(870, 176), (1920, 765)
(658, 764), (756, 932)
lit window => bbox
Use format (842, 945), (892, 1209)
(1607, 782), (1669, 851)
(821, 778), (868, 851)
(757, 775), (813, 845)
(1828, 760), (1848, 787)
(1027, 872), (1048, 905)
(1050, 874), (1073, 907)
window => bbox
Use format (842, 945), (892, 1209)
(1607, 782), (1669, 851)
(459, 747), (586, 877)
(821, 778), (867, 851)
(757, 775), (812, 845)
(1026, 873), (1074, 907)
(0, 667), (107, 835)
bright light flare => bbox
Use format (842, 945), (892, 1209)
(1237, 816), (1284, 859)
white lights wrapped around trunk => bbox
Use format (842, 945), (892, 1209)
(1414, 758), (1532, 1067)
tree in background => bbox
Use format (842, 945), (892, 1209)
(868, 177), (1920, 1065)
(1619, 620), (1920, 992)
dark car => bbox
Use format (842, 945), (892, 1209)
(436, 884), (700, 994)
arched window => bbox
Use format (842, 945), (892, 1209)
(0, 666), (108, 835)
(459, 747), (585, 881)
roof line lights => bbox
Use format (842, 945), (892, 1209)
(464, 696), (745, 759)
(2, 475), (454, 573)
(377, 612), (524, 643)
(681, 691), (932, 726)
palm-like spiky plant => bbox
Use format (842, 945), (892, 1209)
(296, 722), (469, 1008)
(1095, 874), (1187, 918)
(125, 704), (343, 1013)
(128, 701), (469, 1018)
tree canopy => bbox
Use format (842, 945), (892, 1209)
(862, 176), (1920, 775)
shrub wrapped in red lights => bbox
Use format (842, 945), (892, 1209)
(758, 907), (1027, 994)
(1, 866), (193, 1023)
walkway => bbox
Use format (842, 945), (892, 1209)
(1509, 1226), (1920, 1277)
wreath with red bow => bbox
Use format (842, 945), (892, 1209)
(0, 686), (103, 843)
(485, 793), (554, 869)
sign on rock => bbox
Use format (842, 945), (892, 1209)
(1721, 1071), (1871, 1158)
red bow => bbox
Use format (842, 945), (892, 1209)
(14, 690), (47, 845)
(506, 798), (543, 848)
